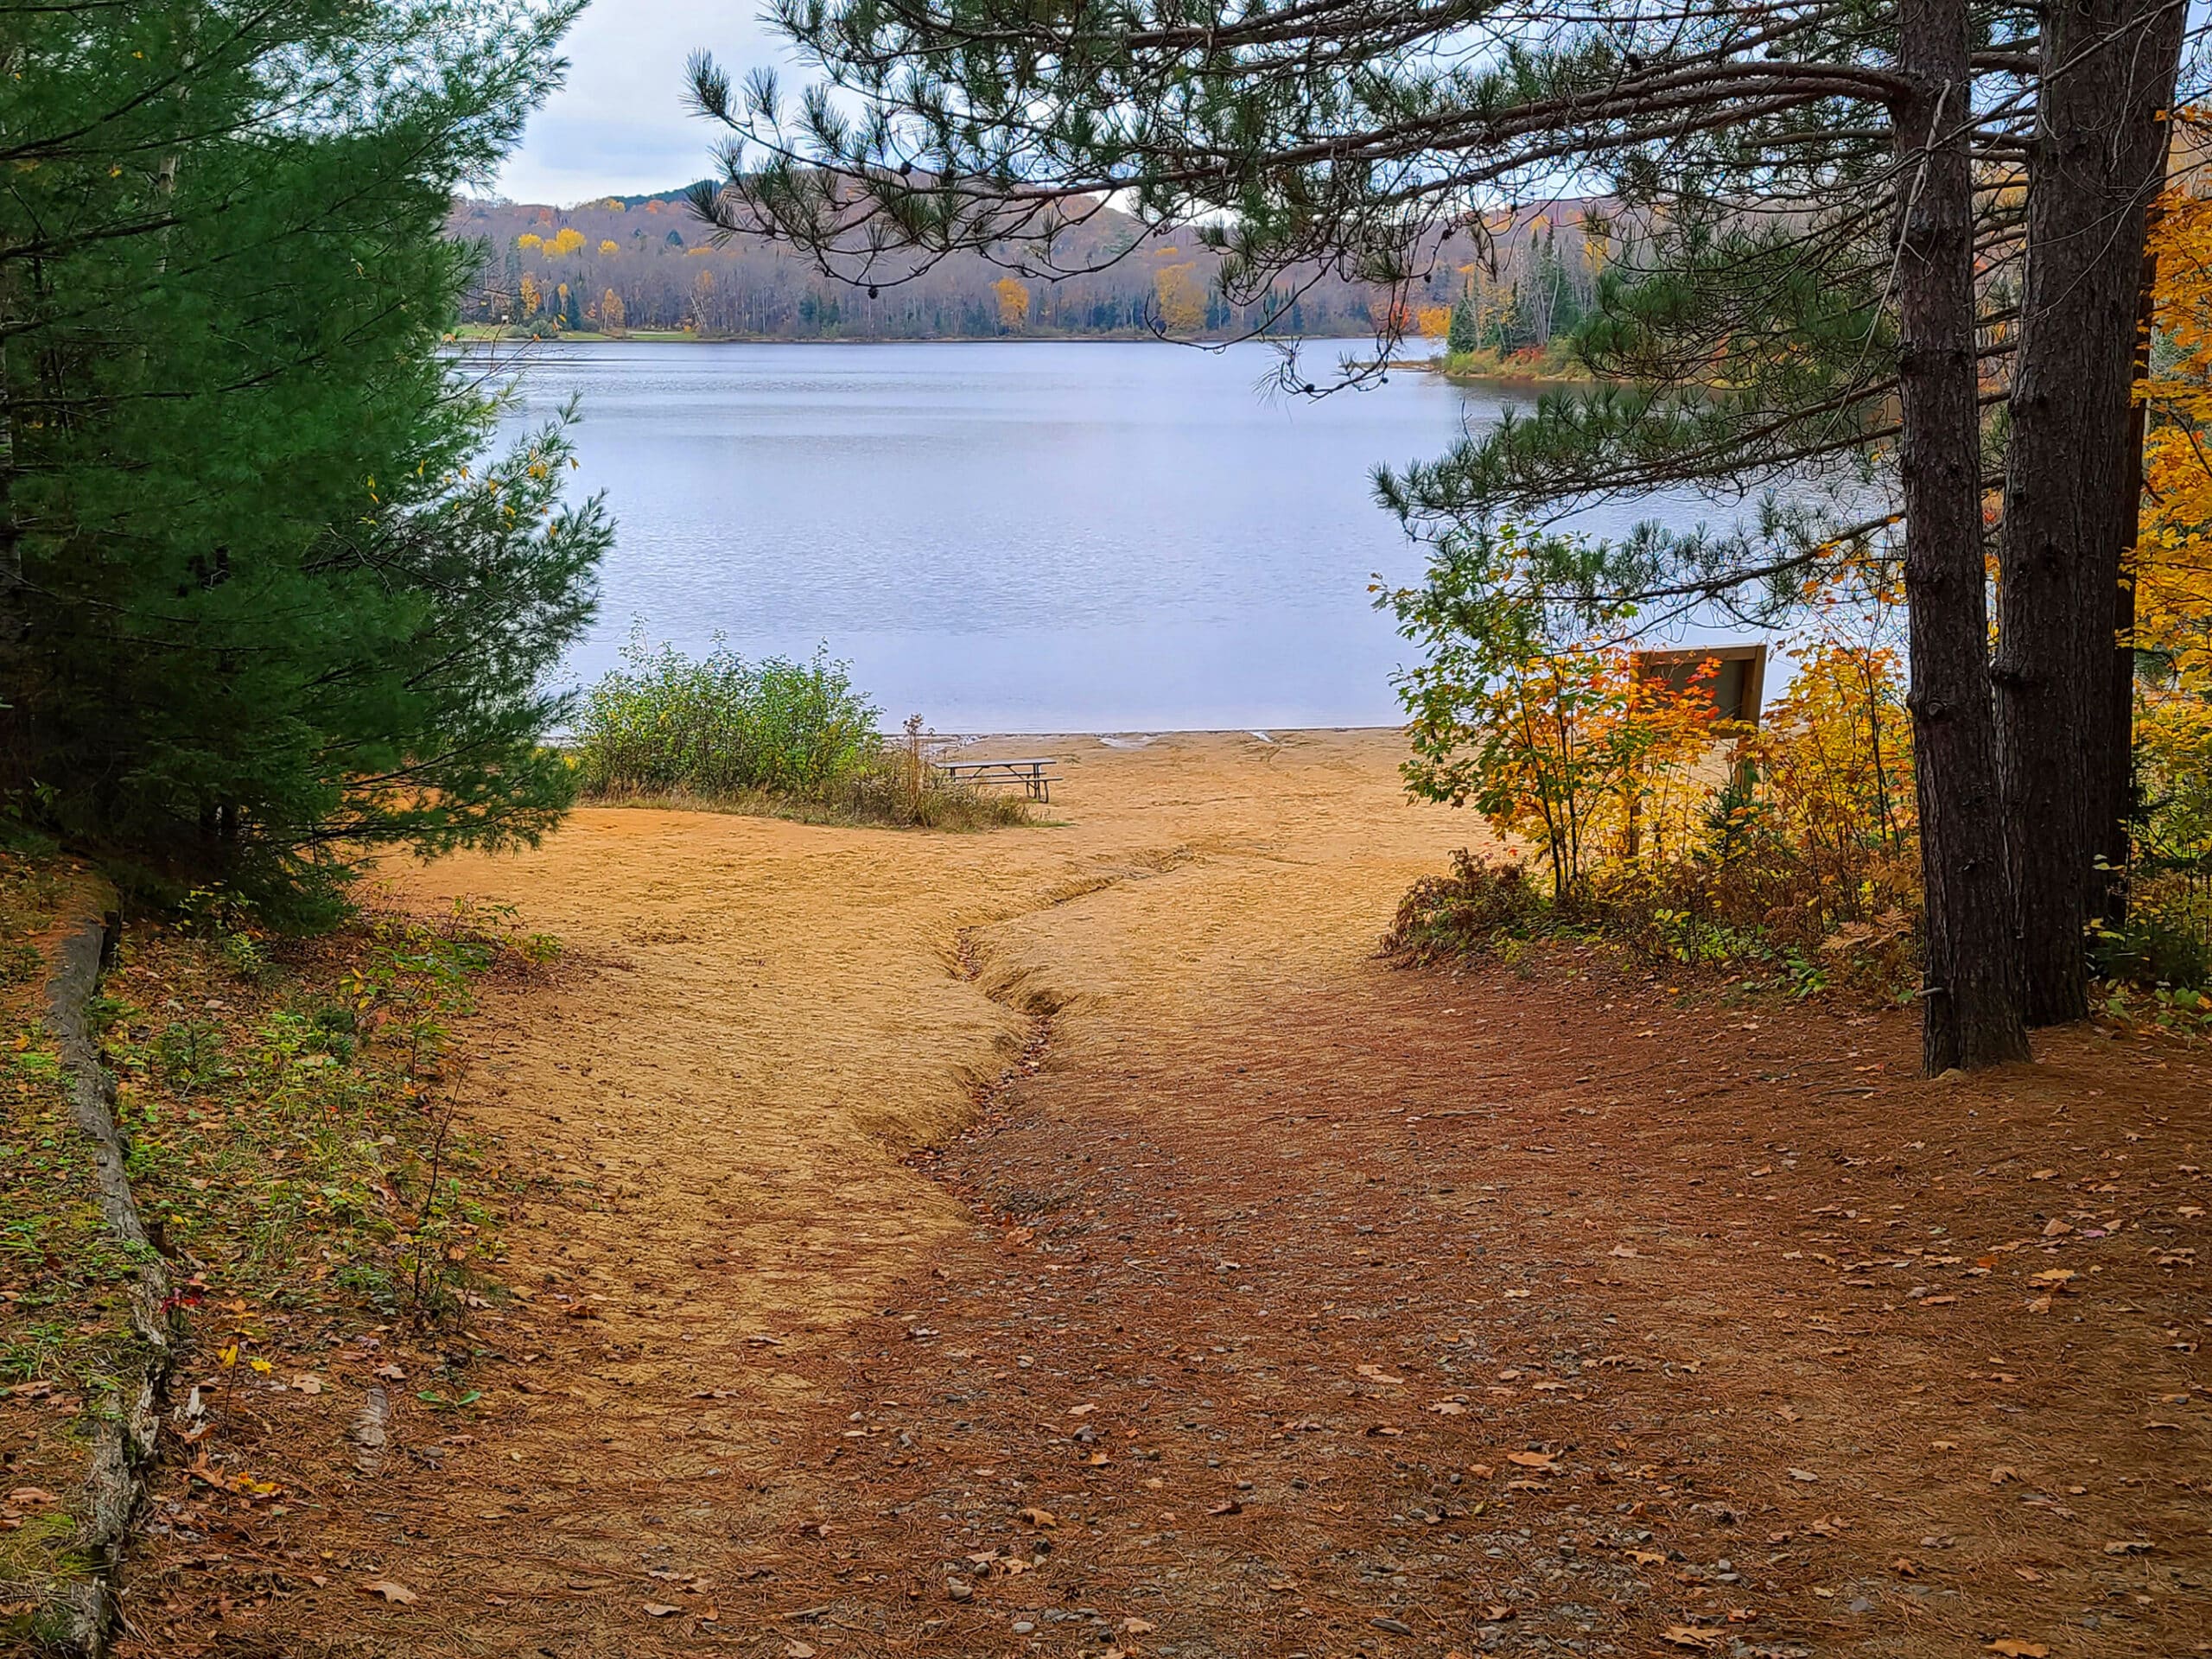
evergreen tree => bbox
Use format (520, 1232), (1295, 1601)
(504, 243), (528, 321)
(2, 1), (607, 919)
(1992, 0), (2186, 1020)
(1446, 294), (1478, 356)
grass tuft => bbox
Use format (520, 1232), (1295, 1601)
(572, 639), (1032, 830)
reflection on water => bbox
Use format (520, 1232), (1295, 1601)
(486, 340), (1683, 732)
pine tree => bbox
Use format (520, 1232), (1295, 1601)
(1447, 294), (1478, 356)
(1992, 0), (2187, 1022)
(2, 1), (607, 919)
(1535, 228), (1583, 341)
(689, 0), (2193, 1067)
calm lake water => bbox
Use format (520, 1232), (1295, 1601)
(487, 340), (1684, 732)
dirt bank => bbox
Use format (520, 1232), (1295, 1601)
(114, 730), (2211, 1659)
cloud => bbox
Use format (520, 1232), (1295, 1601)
(495, 1), (808, 204)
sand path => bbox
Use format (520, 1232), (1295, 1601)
(391, 729), (1457, 1344)
(321, 731), (1465, 1652)
(121, 730), (2212, 1658)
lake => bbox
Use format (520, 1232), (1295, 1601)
(487, 340), (1683, 733)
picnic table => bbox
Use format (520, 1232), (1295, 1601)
(934, 755), (1061, 803)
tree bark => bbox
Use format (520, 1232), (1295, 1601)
(1994, 0), (2186, 1022)
(1894, 0), (2031, 1072)
(0, 270), (19, 651)
(2094, 209), (2166, 926)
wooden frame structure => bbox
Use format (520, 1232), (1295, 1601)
(934, 756), (1062, 803)
(1630, 643), (1770, 727)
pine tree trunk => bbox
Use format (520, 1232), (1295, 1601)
(0, 22), (19, 670)
(0, 286), (17, 643)
(1894, 0), (2031, 1073)
(2095, 230), (2163, 926)
(2097, 38), (2184, 928)
(1994, 0), (2185, 1023)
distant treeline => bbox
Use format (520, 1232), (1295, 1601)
(448, 191), (1610, 346)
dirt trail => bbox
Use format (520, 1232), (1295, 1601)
(385, 731), (1451, 1348)
(118, 732), (2212, 1659)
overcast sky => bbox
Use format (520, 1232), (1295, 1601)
(494, 3), (810, 204)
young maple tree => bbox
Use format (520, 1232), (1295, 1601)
(1742, 570), (1916, 877)
(1381, 529), (1724, 901)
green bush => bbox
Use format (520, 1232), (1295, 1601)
(575, 638), (882, 798)
(1385, 839), (1920, 1001)
(2091, 870), (2212, 991)
(572, 640), (1028, 830)
(1382, 849), (1554, 962)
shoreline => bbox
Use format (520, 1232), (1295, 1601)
(934, 725), (1400, 742)
(446, 327), (1386, 348)
(446, 329), (1599, 392)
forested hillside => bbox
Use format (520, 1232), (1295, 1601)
(448, 189), (1608, 344)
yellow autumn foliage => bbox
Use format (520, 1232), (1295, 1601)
(2134, 152), (2212, 857)
(1154, 263), (1208, 334)
(1738, 640), (1914, 873)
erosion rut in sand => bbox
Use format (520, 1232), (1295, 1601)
(120, 729), (2212, 1659)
